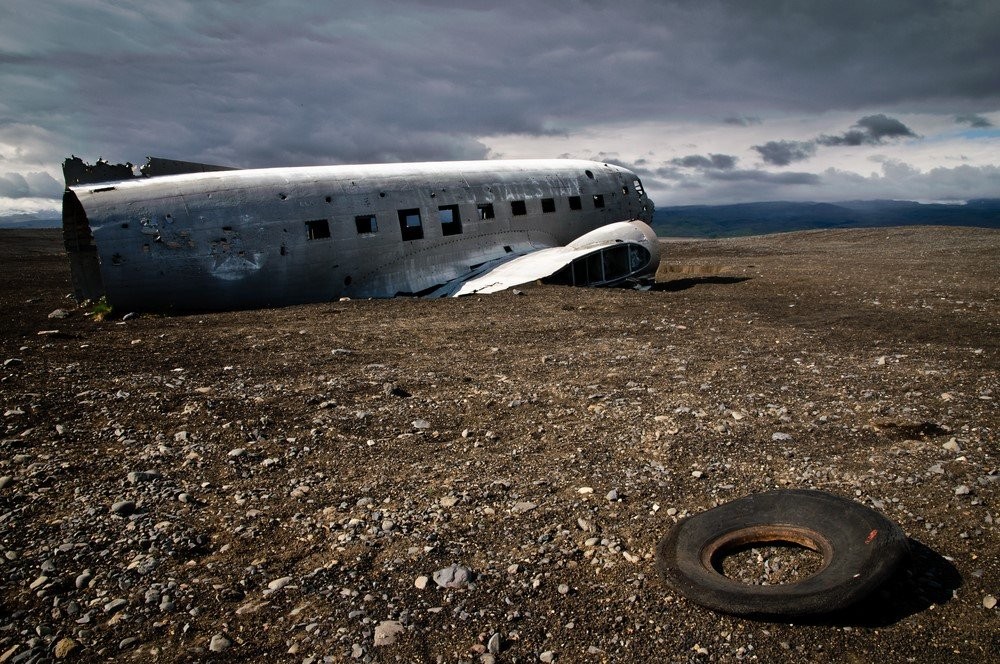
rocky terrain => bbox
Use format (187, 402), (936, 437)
(0, 226), (996, 662)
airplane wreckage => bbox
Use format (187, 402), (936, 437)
(62, 156), (659, 311)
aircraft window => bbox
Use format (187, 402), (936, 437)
(398, 208), (423, 241)
(511, 200), (527, 216)
(477, 203), (495, 220)
(306, 219), (331, 240)
(541, 198), (556, 213)
(355, 214), (377, 234)
(439, 205), (462, 236)
(568, 196), (582, 210)
(633, 179), (645, 196)
(603, 245), (630, 280)
(622, 186), (628, 196)
(593, 194), (605, 208)
(629, 244), (651, 271)
(585, 170), (594, 179)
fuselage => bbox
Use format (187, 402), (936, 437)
(63, 159), (654, 311)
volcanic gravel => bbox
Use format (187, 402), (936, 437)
(0, 226), (996, 662)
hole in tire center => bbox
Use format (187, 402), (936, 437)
(715, 542), (825, 585)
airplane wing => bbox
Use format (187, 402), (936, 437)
(430, 220), (661, 297)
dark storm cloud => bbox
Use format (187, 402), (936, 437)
(955, 113), (993, 128)
(0, 0), (998, 212)
(2, 0), (997, 171)
(670, 154), (738, 170)
(816, 114), (917, 146)
(752, 140), (817, 166)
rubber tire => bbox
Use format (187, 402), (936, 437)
(655, 489), (909, 617)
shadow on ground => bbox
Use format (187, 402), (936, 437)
(788, 539), (962, 628)
(653, 276), (752, 291)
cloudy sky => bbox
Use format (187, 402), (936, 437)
(1, 0), (998, 219)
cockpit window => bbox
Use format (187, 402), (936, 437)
(633, 179), (645, 196)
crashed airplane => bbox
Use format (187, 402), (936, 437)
(62, 156), (659, 311)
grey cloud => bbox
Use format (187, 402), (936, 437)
(649, 161), (1000, 206)
(670, 154), (738, 170)
(753, 140), (817, 166)
(816, 114), (917, 146)
(955, 113), (993, 128)
(706, 170), (821, 185)
(723, 116), (762, 126)
(653, 166), (686, 181)
(0, 171), (62, 198)
(0, 173), (30, 198)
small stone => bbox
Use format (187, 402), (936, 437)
(374, 620), (404, 647)
(119, 637), (138, 650)
(984, 595), (997, 609)
(103, 598), (127, 614)
(691, 470), (704, 479)
(557, 584), (570, 595)
(412, 419), (431, 430)
(75, 570), (93, 589)
(264, 576), (293, 594)
(48, 309), (71, 319)
(29, 575), (48, 590)
(351, 643), (364, 659)
(127, 470), (159, 483)
(414, 575), (429, 590)
(111, 500), (135, 516)
(772, 432), (792, 441)
(606, 489), (618, 501)
(54, 638), (78, 658)
(487, 632), (502, 655)
(577, 486), (594, 494)
(433, 564), (473, 588)
(512, 501), (537, 514)
(942, 439), (961, 452)
(540, 651), (556, 663)
(228, 447), (246, 458)
(955, 485), (970, 496)
(209, 633), (232, 653)
(0, 476), (12, 490)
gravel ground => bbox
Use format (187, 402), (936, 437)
(0, 226), (996, 663)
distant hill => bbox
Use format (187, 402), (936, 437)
(652, 199), (1000, 238)
(0, 213), (61, 229)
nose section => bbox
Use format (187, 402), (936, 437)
(634, 219), (661, 280)
(643, 197), (655, 224)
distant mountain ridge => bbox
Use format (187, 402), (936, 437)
(652, 199), (1000, 238)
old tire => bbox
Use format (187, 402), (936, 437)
(655, 489), (909, 617)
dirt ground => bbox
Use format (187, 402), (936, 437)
(0, 226), (996, 662)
